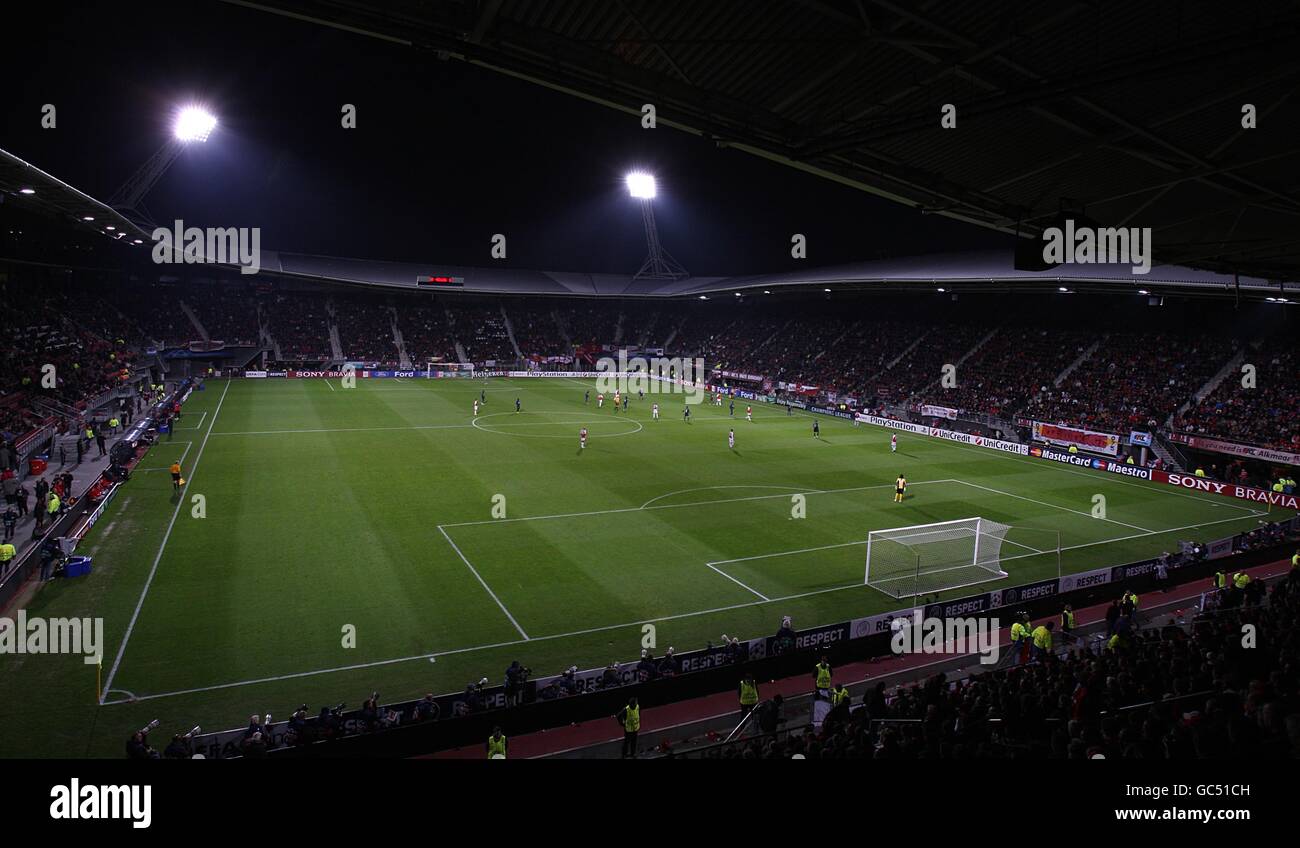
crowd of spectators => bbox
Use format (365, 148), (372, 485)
(397, 305), (457, 365)
(1022, 331), (1238, 433)
(268, 293), (331, 360)
(915, 327), (1095, 418)
(1174, 338), (1300, 451)
(184, 285), (260, 346)
(508, 304), (567, 358)
(336, 297), (399, 363)
(451, 304), (514, 363)
(705, 571), (1300, 759)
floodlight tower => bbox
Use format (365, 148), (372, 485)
(626, 171), (688, 280)
(109, 105), (217, 226)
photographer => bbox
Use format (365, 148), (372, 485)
(285, 706), (311, 745)
(504, 660), (530, 706)
(126, 721), (161, 759)
(359, 692), (381, 731)
(415, 693), (437, 721)
(164, 727), (200, 759)
(317, 704), (344, 740)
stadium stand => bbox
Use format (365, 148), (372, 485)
(1021, 331), (1239, 433)
(1175, 338), (1300, 451)
(336, 295), (399, 363)
(267, 292), (331, 361)
(397, 303), (457, 365)
(183, 284), (260, 346)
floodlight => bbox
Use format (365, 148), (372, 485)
(19, 188), (35, 195)
(625, 171), (657, 199)
(174, 106), (217, 143)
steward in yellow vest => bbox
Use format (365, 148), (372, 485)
(1213, 570), (1227, 589)
(1031, 621), (1055, 660)
(814, 658), (832, 691)
(739, 675), (759, 714)
(618, 698), (640, 759)
(486, 727), (507, 759)
(1233, 572), (1251, 589)
(1060, 605), (1076, 633)
(830, 683), (851, 708)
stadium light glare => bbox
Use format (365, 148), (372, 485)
(625, 171), (657, 199)
(937, 287), (946, 292)
(1138, 289), (1149, 295)
(698, 295), (708, 300)
(19, 188), (35, 194)
(174, 106), (217, 142)
(105, 225), (116, 231)
(763, 290), (771, 294)
(82, 216), (94, 221)
(1058, 287), (1069, 292)
(824, 288), (832, 292)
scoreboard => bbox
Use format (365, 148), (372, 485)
(415, 275), (465, 288)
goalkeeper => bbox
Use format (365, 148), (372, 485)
(893, 473), (907, 503)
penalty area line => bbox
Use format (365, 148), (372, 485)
(437, 525), (530, 641)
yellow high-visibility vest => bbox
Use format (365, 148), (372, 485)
(623, 705), (640, 732)
(1060, 610), (1075, 630)
(487, 735), (507, 758)
(815, 663), (832, 689)
(1032, 625), (1052, 651)
(739, 680), (759, 706)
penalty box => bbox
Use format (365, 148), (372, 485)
(436, 482), (955, 632)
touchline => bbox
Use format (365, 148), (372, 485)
(50, 779), (151, 829)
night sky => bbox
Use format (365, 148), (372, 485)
(3, 1), (1004, 276)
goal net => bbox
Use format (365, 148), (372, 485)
(425, 362), (474, 378)
(864, 517), (1012, 599)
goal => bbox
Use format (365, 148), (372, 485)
(425, 362), (474, 378)
(864, 517), (1012, 599)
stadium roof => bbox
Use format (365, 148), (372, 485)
(0, 150), (151, 241)
(224, 0), (1300, 282)
(2, 145), (1293, 301)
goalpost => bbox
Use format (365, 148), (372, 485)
(425, 362), (474, 378)
(864, 517), (1013, 599)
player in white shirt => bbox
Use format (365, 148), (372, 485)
(652, 402), (659, 420)
(597, 393), (604, 408)
(473, 400), (479, 416)
(728, 429), (735, 450)
(580, 427), (587, 449)
(891, 434), (898, 453)
(745, 405), (752, 422)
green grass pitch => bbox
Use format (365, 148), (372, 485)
(1, 376), (1287, 756)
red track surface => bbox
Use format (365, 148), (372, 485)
(429, 558), (1291, 759)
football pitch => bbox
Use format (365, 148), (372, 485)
(1, 377), (1287, 756)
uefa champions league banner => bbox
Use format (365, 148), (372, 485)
(1031, 420), (1121, 456)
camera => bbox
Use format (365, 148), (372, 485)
(139, 719), (160, 735)
(183, 726), (201, 739)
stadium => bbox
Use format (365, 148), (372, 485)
(1, 0), (1298, 789)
